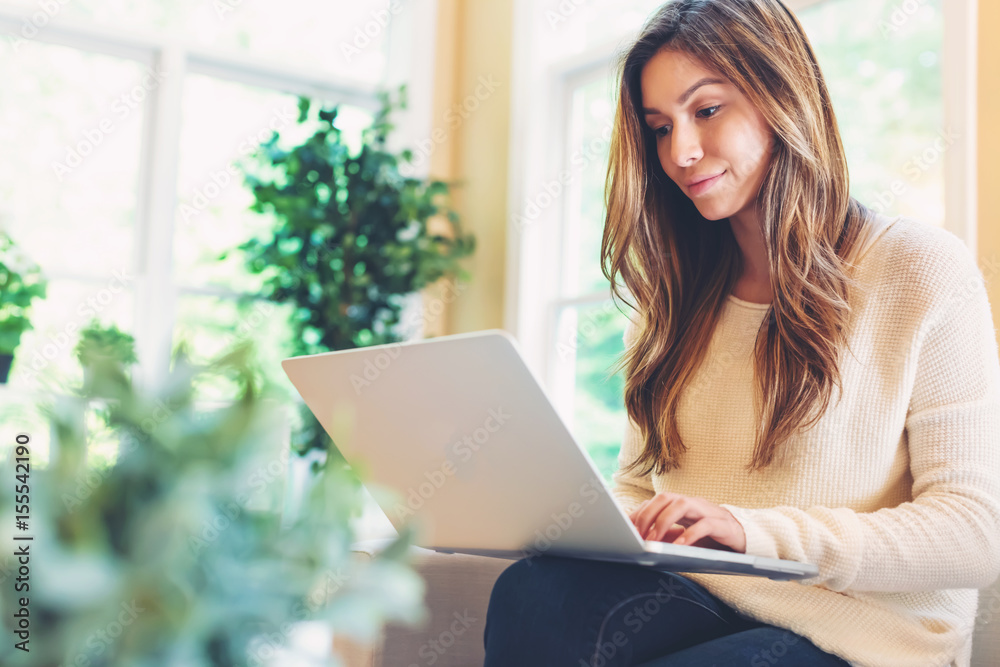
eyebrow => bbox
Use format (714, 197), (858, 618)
(642, 77), (727, 116)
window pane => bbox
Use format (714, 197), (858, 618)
(565, 74), (616, 298)
(196, 0), (393, 83)
(175, 74), (374, 293)
(171, 295), (297, 404)
(3, 0), (391, 82)
(2, 0), (178, 31)
(799, 0), (945, 226)
(174, 75), (300, 294)
(0, 40), (142, 276)
(528, 0), (661, 64)
(553, 301), (630, 485)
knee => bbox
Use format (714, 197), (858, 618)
(484, 556), (584, 662)
(490, 555), (556, 603)
(487, 555), (573, 618)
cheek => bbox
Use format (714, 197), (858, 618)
(728, 124), (773, 176)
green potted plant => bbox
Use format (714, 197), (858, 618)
(74, 319), (138, 386)
(0, 231), (47, 383)
(228, 83), (476, 456)
(0, 340), (426, 666)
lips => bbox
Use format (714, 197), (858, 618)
(687, 171), (725, 196)
(686, 172), (724, 187)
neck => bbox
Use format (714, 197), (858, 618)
(728, 211), (769, 284)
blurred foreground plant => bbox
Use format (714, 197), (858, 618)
(0, 342), (425, 667)
(74, 320), (138, 370)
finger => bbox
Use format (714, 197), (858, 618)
(653, 495), (716, 541)
(633, 494), (676, 537)
(646, 496), (688, 541)
(649, 493), (704, 541)
(645, 526), (685, 544)
(632, 493), (669, 535)
(629, 499), (652, 524)
(673, 517), (717, 547)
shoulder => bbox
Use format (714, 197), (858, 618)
(873, 216), (980, 288)
(862, 215), (985, 324)
(874, 215), (973, 267)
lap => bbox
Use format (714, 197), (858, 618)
(484, 554), (765, 666)
(484, 555), (850, 667)
(633, 626), (852, 667)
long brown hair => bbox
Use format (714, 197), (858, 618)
(602, 0), (882, 476)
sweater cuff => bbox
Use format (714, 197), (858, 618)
(719, 504), (779, 559)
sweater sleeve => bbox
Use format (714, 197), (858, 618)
(720, 241), (1000, 593)
(611, 315), (657, 516)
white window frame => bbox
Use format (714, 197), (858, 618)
(506, 0), (979, 418)
(0, 1), (438, 395)
(0, 4), (438, 529)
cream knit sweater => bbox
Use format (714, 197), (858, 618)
(611, 215), (1000, 667)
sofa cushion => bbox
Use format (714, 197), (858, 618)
(333, 541), (514, 667)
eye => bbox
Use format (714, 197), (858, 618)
(651, 105), (722, 138)
(699, 105), (721, 119)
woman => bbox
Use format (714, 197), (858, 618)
(483, 1), (1000, 666)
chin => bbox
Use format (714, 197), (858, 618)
(692, 204), (732, 222)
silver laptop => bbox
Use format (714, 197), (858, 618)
(281, 329), (818, 581)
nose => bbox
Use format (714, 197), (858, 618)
(669, 121), (704, 167)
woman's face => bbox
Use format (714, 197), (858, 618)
(640, 49), (774, 226)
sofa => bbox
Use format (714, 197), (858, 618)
(332, 540), (1000, 667)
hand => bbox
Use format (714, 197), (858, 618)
(629, 492), (747, 554)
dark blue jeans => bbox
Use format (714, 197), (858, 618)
(483, 554), (852, 667)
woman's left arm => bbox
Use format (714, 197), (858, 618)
(721, 243), (1000, 593)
